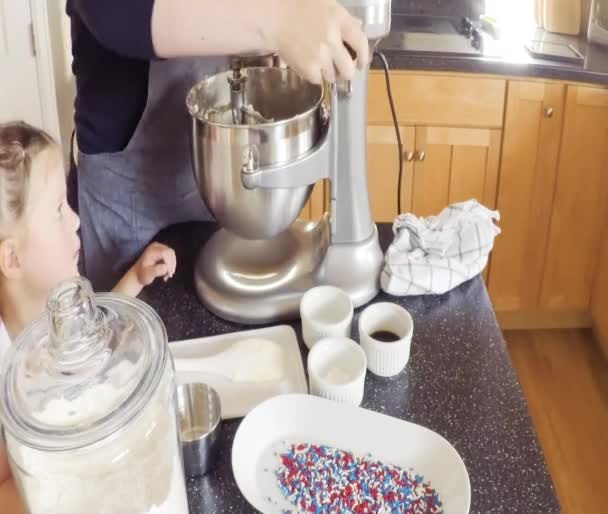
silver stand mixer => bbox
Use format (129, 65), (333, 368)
(187, 0), (392, 324)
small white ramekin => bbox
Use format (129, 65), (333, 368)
(307, 337), (366, 406)
(358, 302), (414, 377)
(300, 286), (353, 350)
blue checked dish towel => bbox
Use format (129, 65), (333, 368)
(381, 200), (501, 296)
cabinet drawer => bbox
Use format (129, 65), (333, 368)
(368, 72), (506, 128)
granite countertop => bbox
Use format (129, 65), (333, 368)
(373, 15), (608, 86)
(143, 222), (560, 514)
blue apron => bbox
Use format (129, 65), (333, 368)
(76, 57), (228, 291)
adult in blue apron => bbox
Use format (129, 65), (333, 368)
(73, 57), (227, 291)
(67, 0), (369, 291)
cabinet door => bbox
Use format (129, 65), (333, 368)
(488, 81), (565, 312)
(300, 182), (327, 221)
(367, 125), (415, 221)
(302, 123), (415, 223)
(540, 86), (608, 311)
(411, 126), (501, 217)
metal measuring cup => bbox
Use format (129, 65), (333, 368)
(176, 383), (222, 477)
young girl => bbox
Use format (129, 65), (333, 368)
(0, 121), (177, 512)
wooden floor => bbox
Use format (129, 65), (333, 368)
(505, 329), (608, 514)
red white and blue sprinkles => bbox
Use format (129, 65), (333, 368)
(273, 443), (443, 513)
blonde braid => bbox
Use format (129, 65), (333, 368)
(0, 122), (54, 227)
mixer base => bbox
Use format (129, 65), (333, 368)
(194, 216), (384, 324)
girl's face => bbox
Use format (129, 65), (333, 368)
(18, 147), (80, 296)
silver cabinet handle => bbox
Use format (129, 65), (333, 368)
(416, 151), (426, 161)
(404, 151), (415, 162)
(544, 107), (554, 118)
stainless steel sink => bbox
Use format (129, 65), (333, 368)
(382, 15), (487, 57)
(390, 14), (464, 34)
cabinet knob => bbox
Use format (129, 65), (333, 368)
(416, 151), (426, 162)
(404, 151), (415, 162)
(544, 106), (554, 118)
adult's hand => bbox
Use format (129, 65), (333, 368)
(262, 0), (369, 83)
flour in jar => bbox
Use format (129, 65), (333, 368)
(6, 365), (189, 514)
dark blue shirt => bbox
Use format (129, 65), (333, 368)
(67, 0), (157, 155)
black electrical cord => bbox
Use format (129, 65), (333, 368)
(373, 50), (404, 215)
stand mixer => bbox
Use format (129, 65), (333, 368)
(187, 0), (392, 324)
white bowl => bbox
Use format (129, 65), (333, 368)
(359, 302), (414, 377)
(300, 286), (353, 349)
(232, 395), (471, 514)
(307, 337), (366, 406)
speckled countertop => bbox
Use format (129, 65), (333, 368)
(373, 15), (608, 86)
(143, 222), (560, 514)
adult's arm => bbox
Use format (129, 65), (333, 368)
(71, 0), (369, 84)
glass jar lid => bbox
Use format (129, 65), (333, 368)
(0, 277), (168, 451)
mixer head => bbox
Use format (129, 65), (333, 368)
(338, 0), (392, 41)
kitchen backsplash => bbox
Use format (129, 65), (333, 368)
(392, 0), (485, 18)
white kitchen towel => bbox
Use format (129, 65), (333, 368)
(381, 200), (501, 296)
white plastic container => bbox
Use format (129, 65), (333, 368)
(588, 0), (608, 45)
(0, 277), (189, 514)
(544, 0), (582, 35)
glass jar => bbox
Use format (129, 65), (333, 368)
(0, 277), (189, 514)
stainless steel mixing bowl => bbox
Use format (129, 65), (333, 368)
(187, 67), (326, 240)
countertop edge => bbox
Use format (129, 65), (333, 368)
(372, 50), (608, 86)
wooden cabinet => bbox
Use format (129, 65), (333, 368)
(304, 72), (506, 223)
(368, 72), (506, 128)
(365, 124), (501, 221)
(366, 125), (414, 221)
(410, 126), (501, 216)
(366, 72), (505, 221)
(489, 81), (566, 314)
(302, 72), (608, 332)
(592, 231), (608, 357)
(540, 85), (608, 312)
(490, 82), (608, 327)
(300, 182), (327, 221)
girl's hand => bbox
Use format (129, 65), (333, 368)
(113, 242), (176, 297)
(133, 242), (176, 286)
